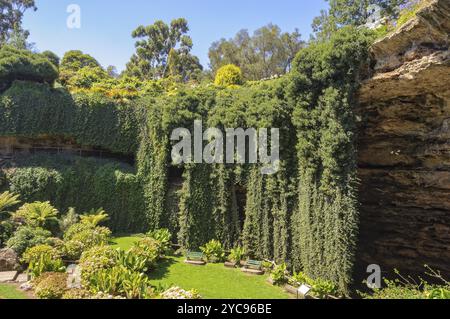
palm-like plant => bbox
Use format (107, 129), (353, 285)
(0, 191), (20, 220)
(80, 208), (109, 227)
(14, 201), (59, 228)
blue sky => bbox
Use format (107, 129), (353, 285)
(23, 0), (328, 71)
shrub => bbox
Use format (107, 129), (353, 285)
(62, 240), (85, 261)
(6, 226), (52, 256)
(63, 222), (111, 259)
(362, 268), (450, 300)
(14, 201), (59, 231)
(79, 246), (117, 286)
(310, 278), (338, 299)
(0, 192), (21, 218)
(7, 167), (63, 205)
(214, 64), (243, 87)
(59, 208), (79, 234)
(160, 287), (202, 300)
(270, 263), (288, 285)
(116, 249), (149, 273)
(67, 66), (109, 90)
(0, 220), (15, 248)
(228, 247), (245, 264)
(22, 245), (65, 278)
(0, 46), (58, 92)
(146, 228), (172, 254)
(62, 288), (92, 300)
(291, 271), (337, 299)
(2, 154), (146, 233)
(200, 240), (226, 263)
(87, 265), (150, 299)
(34, 272), (68, 299)
(79, 209), (109, 227)
(129, 238), (161, 270)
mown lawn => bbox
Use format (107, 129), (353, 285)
(112, 236), (291, 300)
(148, 256), (290, 299)
(110, 236), (141, 249)
(0, 284), (28, 299)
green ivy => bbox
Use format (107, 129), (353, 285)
(3, 154), (146, 233)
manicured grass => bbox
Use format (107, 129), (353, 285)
(148, 256), (290, 299)
(112, 236), (291, 299)
(110, 236), (141, 250)
(0, 284), (28, 299)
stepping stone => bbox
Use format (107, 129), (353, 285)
(0, 271), (18, 283)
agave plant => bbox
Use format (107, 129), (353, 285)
(80, 208), (109, 227)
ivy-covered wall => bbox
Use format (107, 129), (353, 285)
(0, 154), (146, 233)
(0, 27), (374, 294)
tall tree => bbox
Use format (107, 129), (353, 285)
(312, 0), (411, 41)
(59, 50), (103, 85)
(209, 24), (304, 81)
(126, 18), (202, 81)
(0, 0), (36, 46)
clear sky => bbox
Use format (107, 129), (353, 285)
(23, 0), (328, 71)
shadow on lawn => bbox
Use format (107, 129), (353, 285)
(148, 256), (178, 281)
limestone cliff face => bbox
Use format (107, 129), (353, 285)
(356, 0), (450, 279)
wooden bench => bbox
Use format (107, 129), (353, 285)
(241, 260), (264, 275)
(184, 251), (206, 265)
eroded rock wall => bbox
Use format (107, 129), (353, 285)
(356, 0), (450, 279)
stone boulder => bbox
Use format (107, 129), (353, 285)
(0, 248), (19, 272)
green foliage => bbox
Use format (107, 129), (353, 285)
(22, 244), (64, 278)
(289, 27), (374, 294)
(116, 249), (149, 273)
(59, 208), (79, 234)
(79, 208), (109, 227)
(41, 51), (60, 68)
(126, 18), (202, 81)
(214, 64), (243, 86)
(0, 191), (20, 217)
(87, 265), (150, 299)
(0, 192), (20, 243)
(209, 25), (305, 80)
(4, 154), (146, 233)
(79, 246), (118, 286)
(34, 272), (68, 299)
(200, 240), (226, 263)
(396, 0), (425, 28)
(0, 0), (37, 45)
(228, 247), (245, 263)
(14, 201), (59, 230)
(62, 288), (91, 299)
(0, 20), (377, 298)
(312, 0), (410, 41)
(362, 267), (450, 300)
(63, 222), (111, 260)
(6, 226), (51, 256)
(129, 237), (161, 269)
(146, 229), (172, 254)
(291, 271), (338, 298)
(67, 66), (109, 90)
(270, 263), (288, 285)
(59, 50), (102, 85)
(0, 81), (140, 155)
(0, 46), (58, 92)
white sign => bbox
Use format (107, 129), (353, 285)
(298, 284), (311, 296)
